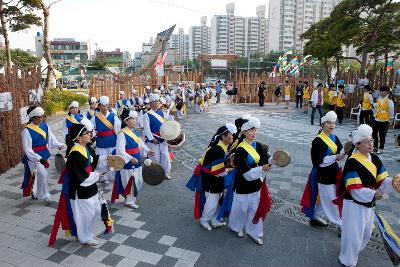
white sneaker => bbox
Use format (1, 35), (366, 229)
(200, 221), (212, 231)
(125, 203), (139, 209)
(235, 230), (244, 238)
(315, 216), (328, 226)
(82, 239), (99, 246)
(211, 221), (226, 228)
(165, 175), (173, 180)
(248, 235), (263, 245)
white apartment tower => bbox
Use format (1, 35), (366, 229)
(268, 0), (341, 52)
(189, 16), (211, 60)
(169, 28), (189, 64)
(211, 3), (267, 57)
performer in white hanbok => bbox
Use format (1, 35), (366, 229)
(142, 94), (172, 179)
(90, 96), (121, 182)
(338, 124), (396, 267)
(66, 123), (101, 246)
(85, 97), (98, 121)
(62, 101), (83, 139)
(130, 88), (144, 129)
(21, 107), (64, 201)
(112, 108), (155, 208)
(228, 116), (273, 245)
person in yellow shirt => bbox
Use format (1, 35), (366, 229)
(302, 81), (311, 114)
(284, 80), (291, 109)
(359, 85), (374, 125)
(328, 84), (337, 111)
(336, 85), (346, 124)
(372, 86), (394, 154)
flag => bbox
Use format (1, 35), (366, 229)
(386, 58), (394, 73)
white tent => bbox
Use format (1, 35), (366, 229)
(40, 57), (62, 79)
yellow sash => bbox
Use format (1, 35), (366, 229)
(317, 132), (337, 154)
(229, 139), (239, 153)
(118, 99), (126, 108)
(350, 152), (377, 179)
(69, 145), (93, 162)
(147, 110), (165, 124)
(26, 123), (47, 140)
(95, 112), (114, 130)
(198, 147), (211, 165)
(217, 141), (228, 154)
(121, 128), (141, 145)
(65, 115), (79, 124)
(237, 142), (260, 164)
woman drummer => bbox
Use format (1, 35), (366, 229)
(65, 123), (101, 246)
(339, 124), (396, 266)
(228, 116), (272, 245)
(198, 123), (237, 230)
(307, 111), (346, 227)
(113, 108), (155, 209)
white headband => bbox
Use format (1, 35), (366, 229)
(28, 107), (45, 118)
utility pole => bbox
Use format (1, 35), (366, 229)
(247, 50), (250, 90)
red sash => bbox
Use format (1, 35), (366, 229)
(33, 145), (47, 152)
(126, 147), (140, 155)
(97, 130), (115, 137)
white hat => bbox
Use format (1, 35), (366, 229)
(321, 111), (337, 124)
(68, 101), (79, 109)
(126, 110), (138, 120)
(99, 96), (109, 105)
(226, 122), (237, 134)
(80, 117), (93, 132)
(89, 97), (97, 104)
(241, 116), (261, 131)
(352, 124), (373, 145)
(145, 85), (151, 90)
(153, 89), (160, 94)
(28, 107), (44, 118)
(149, 94), (160, 103)
(144, 98), (150, 104)
(119, 90), (125, 95)
(160, 97), (167, 105)
(131, 89), (137, 94)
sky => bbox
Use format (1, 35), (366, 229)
(8, 0), (269, 56)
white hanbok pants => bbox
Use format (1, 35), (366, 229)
(120, 167), (143, 205)
(28, 161), (49, 200)
(70, 193), (101, 244)
(146, 141), (171, 176)
(95, 147), (115, 182)
(195, 104), (203, 113)
(228, 191), (263, 238)
(200, 192), (221, 225)
(339, 200), (374, 267)
(177, 109), (184, 120)
(314, 183), (342, 227)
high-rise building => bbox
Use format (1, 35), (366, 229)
(268, 0), (341, 52)
(169, 28), (189, 63)
(189, 16), (211, 60)
(210, 3), (267, 57)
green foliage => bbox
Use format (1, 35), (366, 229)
(0, 48), (39, 68)
(0, 0), (42, 33)
(43, 89), (87, 115)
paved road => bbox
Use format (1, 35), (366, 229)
(0, 97), (398, 266)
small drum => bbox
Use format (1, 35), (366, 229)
(143, 161), (165, 186)
(160, 120), (186, 148)
(168, 131), (185, 148)
(54, 153), (65, 174)
(273, 150), (291, 167)
(344, 141), (354, 155)
(393, 173), (400, 193)
(107, 155), (125, 171)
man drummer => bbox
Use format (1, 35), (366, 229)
(114, 108), (155, 208)
(22, 106), (64, 201)
(142, 94), (172, 179)
(116, 90), (131, 113)
(174, 87), (186, 120)
(62, 101), (83, 139)
(85, 97), (98, 121)
(90, 96), (121, 183)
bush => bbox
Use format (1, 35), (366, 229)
(43, 89), (88, 116)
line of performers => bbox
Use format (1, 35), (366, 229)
(186, 110), (399, 266)
(21, 83), (208, 246)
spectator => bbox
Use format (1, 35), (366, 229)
(327, 84), (336, 111)
(284, 80), (291, 109)
(359, 85), (374, 125)
(336, 85), (346, 124)
(258, 81), (266, 107)
(310, 83), (324, 125)
(295, 80), (304, 108)
(274, 84), (283, 105)
(302, 81), (311, 113)
(215, 80), (221, 103)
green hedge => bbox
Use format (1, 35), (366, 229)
(43, 89), (88, 115)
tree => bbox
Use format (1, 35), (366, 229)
(0, 48), (39, 68)
(92, 49), (107, 69)
(38, 0), (62, 89)
(0, 0), (41, 72)
(301, 17), (343, 84)
(330, 0), (400, 75)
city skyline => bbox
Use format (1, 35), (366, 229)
(7, 0), (269, 56)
